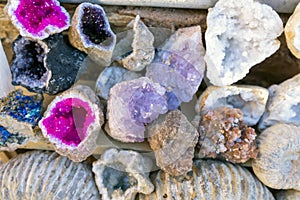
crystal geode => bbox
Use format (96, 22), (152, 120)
(39, 85), (104, 162)
(95, 66), (141, 100)
(146, 26), (205, 110)
(11, 34), (86, 95)
(69, 3), (116, 66)
(147, 110), (199, 176)
(92, 148), (154, 200)
(205, 0), (283, 86)
(0, 90), (43, 151)
(195, 85), (269, 126)
(194, 107), (258, 163)
(5, 0), (70, 40)
(107, 77), (168, 143)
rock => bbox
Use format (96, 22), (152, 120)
(0, 41), (14, 98)
(275, 190), (300, 200)
(147, 110), (199, 176)
(205, 0), (283, 86)
(5, 0), (70, 40)
(92, 148), (154, 200)
(195, 85), (268, 126)
(252, 124), (300, 190)
(107, 77), (168, 143)
(39, 85), (104, 162)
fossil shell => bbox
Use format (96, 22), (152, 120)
(92, 148), (154, 200)
(252, 123), (300, 190)
(0, 151), (100, 200)
(276, 190), (300, 200)
(139, 159), (274, 200)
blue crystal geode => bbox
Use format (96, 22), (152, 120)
(11, 34), (87, 94)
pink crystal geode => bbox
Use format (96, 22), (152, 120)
(5, 0), (70, 40)
(39, 85), (104, 162)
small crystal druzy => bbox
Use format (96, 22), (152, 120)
(107, 77), (168, 143)
(11, 34), (86, 94)
(5, 0), (70, 40)
(69, 3), (116, 66)
(39, 85), (104, 162)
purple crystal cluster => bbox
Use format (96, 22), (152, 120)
(5, 0), (70, 40)
(107, 77), (168, 143)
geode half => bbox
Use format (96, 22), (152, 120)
(69, 3), (116, 66)
(205, 0), (283, 86)
(10, 34), (86, 94)
(92, 148), (154, 200)
(0, 90), (43, 151)
(39, 85), (104, 162)
(5, 0), (70, 40)
(107, 77), (168, 143)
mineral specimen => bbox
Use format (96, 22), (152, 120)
(276, 190), (300, 200)
(0, 151), (100, 199)
(259, 73), (300, 130)
(252, 123), (300, 190)
(204, 0), (283, 86)
(0, 41), (14, 98)
(92, 148), (154, 200)
(195, 107), (258, 163)
(139, 159), (275, 200)
(146, 26), (205, 109)
(5, 0), (70, 40)
(147, 110), (199, 176)
(0, 90), (43, 151)
(285, 3), (300, 58)
(39, 85), (104, 162)
(69, 3), (116, 66)
(11, 34), (86, 95)
(107, 77), (168, 143)
(120, 15), (155, 71)
(95, 66), (141, 100)
(195, 85), (269, 126)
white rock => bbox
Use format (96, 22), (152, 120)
(204, 0), (283, 86)
(196, 85), (269, 126)
(0, 41), (14, 98)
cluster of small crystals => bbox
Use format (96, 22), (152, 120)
(15, 0), (69, 36)
(0, 90), (42, 126)
(0, 126), (25, 147)
(81, 6), (112, 44)
(199, 107), (258, 163)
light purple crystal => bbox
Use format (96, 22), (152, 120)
(107, 77), (168, 143)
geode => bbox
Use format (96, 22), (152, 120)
(0, 90), (43, 151)
(10, 34), (86, 94)
(146, 26), (205, 109)
(195, 107), (258, 163)
(204, 0), (283, 86)
(69, 2), (116, 66)
(95, 66), (141, 100)
(107, 77), (168, 143)
(195, 85), (269, 126)
(39, 85), (104, 162)
(5, 0), (70, 40)
(147, 110), (199, 176)
(92, 148), (154, 200)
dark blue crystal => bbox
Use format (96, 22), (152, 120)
(166, 91), (180, 110)
(0, 126), (26, 147)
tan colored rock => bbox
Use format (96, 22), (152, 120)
(276, 190), (300, 200)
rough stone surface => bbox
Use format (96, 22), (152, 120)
(205, 0), (283, 86)
(252, 124), (300, 190)
(276, 190), (300, 200)
(95, 66), (141, 100)
(259, 73), (300, 130)
(39, 85), (104, 162)
(92, 148), (154, 200)
(285, 3), (300, 58)
(5, 0), (70, 40)
(69, 2), (116, 66)
(107, 77), (168, 143)
(147, 110), (199, 176)
(0, 41), (14, 98)
(196, 85), (269, 126)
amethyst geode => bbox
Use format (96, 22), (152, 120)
(5, 0), (70, 40)
(39, 85), (104, 162)
(107, 77), (168, 143)
(69, 3), (116, 66)
(11, 34), (86, 94)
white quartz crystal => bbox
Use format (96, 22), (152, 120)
(204, 0), (283, 86)
(0, 41), (14, 98)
